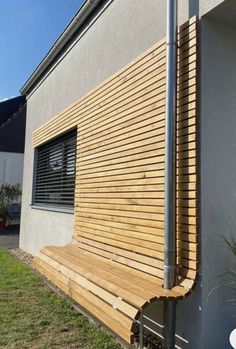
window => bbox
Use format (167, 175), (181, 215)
(33, 129), (76, 209)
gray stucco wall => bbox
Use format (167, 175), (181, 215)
(200, 16), (236, 349)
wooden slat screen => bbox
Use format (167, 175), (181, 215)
(32, 17), (198, 287)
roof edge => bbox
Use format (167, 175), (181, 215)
(20, 0), (103, 95)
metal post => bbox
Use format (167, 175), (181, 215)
(163, 301), (176, 349)
(139, 310), (144, 349)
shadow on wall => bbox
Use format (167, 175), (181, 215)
(189, 0), (199, 17)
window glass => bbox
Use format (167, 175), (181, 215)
(33, 129), (76, 209)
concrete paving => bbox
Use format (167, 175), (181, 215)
(0, 225), (19, 248)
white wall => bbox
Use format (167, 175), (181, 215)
(0, 151), (24, 186)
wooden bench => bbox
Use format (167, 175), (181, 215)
(33, 17), (198, 345)
(34, 238), (192, 344)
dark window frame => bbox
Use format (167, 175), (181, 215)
(32, 129), (77, 210)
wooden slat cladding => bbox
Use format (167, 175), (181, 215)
(176, 17), (198, 287)
(33, 18), (198, 288)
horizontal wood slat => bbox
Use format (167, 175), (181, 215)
(33, 17), (199, 344)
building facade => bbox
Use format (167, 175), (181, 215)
(20, 1), (236, 348)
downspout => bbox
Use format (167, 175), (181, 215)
(163, 0), (177, 349)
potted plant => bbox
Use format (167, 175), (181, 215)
(0, 183), (21, 229)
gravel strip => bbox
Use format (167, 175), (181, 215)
(10, 248), (34, 267)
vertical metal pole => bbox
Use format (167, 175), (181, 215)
(3, 158), (6, 184)
(139, 310), (144, 349)
(164, 0), (177, 291)
(163, 301), (176, 349)
(163, 1), (177, 348)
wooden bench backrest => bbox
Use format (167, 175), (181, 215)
(33, 18), (198, 286)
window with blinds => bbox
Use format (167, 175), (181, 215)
(33, 129), (77, 209)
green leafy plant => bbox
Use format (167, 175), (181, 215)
(0, 183), (21, 221)
(225, 236), (236, 257)
(208, 236), (236, 305)
(222, 236), (236, 306)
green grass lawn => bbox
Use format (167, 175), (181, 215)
(0, 248), (122, 349)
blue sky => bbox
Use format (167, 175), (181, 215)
(0, 0), (84, 101)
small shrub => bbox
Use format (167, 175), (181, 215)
(0, 183), (21, 220)
(208, 236), (236, 304)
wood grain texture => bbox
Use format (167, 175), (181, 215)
(33, 17), (199, 344)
